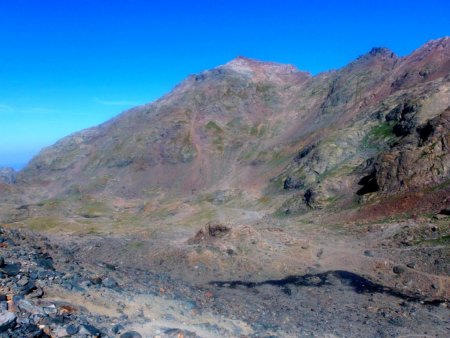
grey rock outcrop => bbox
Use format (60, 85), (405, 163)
(0, 167), (16, 184)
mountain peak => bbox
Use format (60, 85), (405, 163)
(346, 47), (397, 71)
(368, 47), (395, 57)
(222, 56), (302, 77)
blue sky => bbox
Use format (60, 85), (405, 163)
(1, 0), (449, 169)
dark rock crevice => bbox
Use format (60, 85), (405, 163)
(357, 170), (379, 195)
(386, 101), (419, 137)
(283, 176), (303, 190)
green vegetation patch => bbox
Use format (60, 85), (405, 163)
(371, 121), (395, 138)
(183, 207), (216, 226)
(361, 121), (396, 150)
(205, 121), (224, 134)
(27, 217), (61, 231)
(238, 145), (261, 161)
(249, 123), (268, 137)
(78, 199), (110, 218)
(416, 235), (450, 246)
(129, 240), (145, 249)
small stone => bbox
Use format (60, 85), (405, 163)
(120, 331), (142, 338)
(393, 265), (406, 274)
(80, 280), (93, 288)
(102, 277), (119, 288)
(17, 299), (45, 315)
(388, 316), (405, 327)
(406, 262), (416, 269)
(112, 324), (124, 334)
(66, 324), (79, 335)
(28, 286), (44, 299)
(0, 263), (21, 276)
(105, 263), (117, 270)
(226, 248), (235, 255)
(316, 248), (324, 258)
(18, 317), (30, 325)
(35, 257), (54, 270)
(364, 250), (374, 257)
(43, 304), (57, 315)
(91, 276), (102, 285)
(18, 276), (29, 286)
(0, 311), (16, 332)
(79, 324), (102, 336)
(52, 326), (69, 338)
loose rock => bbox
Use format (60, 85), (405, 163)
(120, 331), (143, 338)
(0, 311), (16, 332)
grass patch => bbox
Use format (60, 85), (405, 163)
(129, 241), (145, 249)
(325, 195), (341, 204)
(360, 121), (396, 150)
(269, 150), (290, 167)
(205, 121), (224, 134)
(317, 162), (355, 181)
(273, 209), (292, 218)
(372, 121), (395, 138)
(78, 200), (110, 218)
(184, 207), (216, 226)
(249, 123), (268, 137)
(40, 198), (64, 211)
(27, 217), (61, 231)
(238, 145), (261, 161)
(84, 227), (102, 235)
(416, 235), (450, 246)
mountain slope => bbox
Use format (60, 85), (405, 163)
(3, 37), (450, 223)
(0, 40), (449, 336)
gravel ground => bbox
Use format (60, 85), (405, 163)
(0, 225), (449, 337)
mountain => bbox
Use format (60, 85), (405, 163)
(6, 37), (448, 220)
(0, 38), (449, 337)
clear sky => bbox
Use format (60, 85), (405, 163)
(1, 0), (449, 169)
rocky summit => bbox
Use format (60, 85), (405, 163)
(0, 38), (449, 337)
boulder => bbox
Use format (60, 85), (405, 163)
(0, 311), (16, 332)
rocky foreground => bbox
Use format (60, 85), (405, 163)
(0, 221), (449, 338)
(0, 225), (221, 338)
